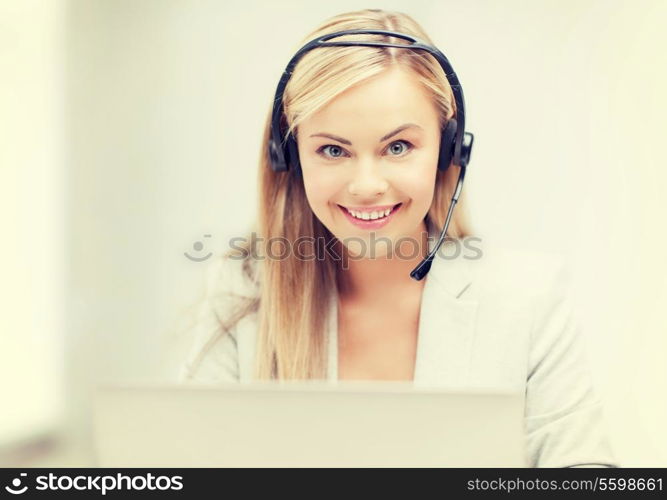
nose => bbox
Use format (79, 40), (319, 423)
(347, 156), (390, 197)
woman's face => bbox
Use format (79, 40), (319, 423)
(297, 65), (441, 258)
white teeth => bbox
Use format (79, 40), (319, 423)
(345, 206), (395, 221)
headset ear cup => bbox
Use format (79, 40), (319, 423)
(460, 131), (474, 167)
(438, 119), (457, 171)
(286, 134), (301, 175)
(269, 139), (286, 171)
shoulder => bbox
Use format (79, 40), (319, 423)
(201, 252), (261, 318)
(461, 236), (570, 304)
(178, 254), (260, 384)
(204, 252), (261, 299)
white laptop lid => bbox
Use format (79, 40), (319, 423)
(93, 381), (526, 467)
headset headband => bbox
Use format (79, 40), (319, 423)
(269, 29), (473, 178)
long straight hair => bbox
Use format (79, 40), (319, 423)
(226, 9), (474, 380)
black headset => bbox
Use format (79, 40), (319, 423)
(268, 29), (474, 280)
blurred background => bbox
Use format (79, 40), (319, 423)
(1, 0), (666, 467)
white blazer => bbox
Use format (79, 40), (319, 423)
(180, 232), (619, 468)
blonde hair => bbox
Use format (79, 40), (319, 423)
(226, 8), (474, 380)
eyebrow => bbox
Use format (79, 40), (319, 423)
(309, 123), (422, 145)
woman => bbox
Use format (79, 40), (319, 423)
(180, 8), (618, 468)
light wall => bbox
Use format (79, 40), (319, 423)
(0, 0), (65, 448)
(2, 0), (665, 466)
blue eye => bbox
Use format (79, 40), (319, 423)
(317, 144), (348, 160)
(386, 140), (413, 156)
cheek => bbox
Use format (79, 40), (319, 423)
(397, 168), (437, 210)
(301, 171), (343, 217)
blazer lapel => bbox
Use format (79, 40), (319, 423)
(412, 237), (480, 387)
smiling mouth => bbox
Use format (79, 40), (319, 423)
(337, 202), (403, 221)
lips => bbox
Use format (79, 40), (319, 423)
(337, 202), (403, 230)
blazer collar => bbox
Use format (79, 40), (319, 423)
(327, 223), (480, 387)
(412, 233), (480, 387)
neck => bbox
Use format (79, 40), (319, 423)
(337, 220), (431, 301)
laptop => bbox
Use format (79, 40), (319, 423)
(93, 381), (527, 467)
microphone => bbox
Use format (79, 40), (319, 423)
(410, 163), (466, 281)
